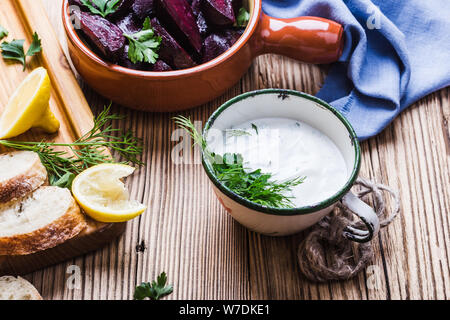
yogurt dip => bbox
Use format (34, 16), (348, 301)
(208, 117), (348, 207)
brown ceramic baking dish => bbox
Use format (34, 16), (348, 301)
(62, 0), (344, 112)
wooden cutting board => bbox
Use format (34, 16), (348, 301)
(0, 0), (126, 275)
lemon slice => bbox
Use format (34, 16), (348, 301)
(0, 67), (60, 139)
(72, 163), (147, 223)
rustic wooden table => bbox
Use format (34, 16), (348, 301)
(26, 0), (449, 300)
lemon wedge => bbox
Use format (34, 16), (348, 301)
(0, 67), (60, 139)
(71, 163), (146, 223)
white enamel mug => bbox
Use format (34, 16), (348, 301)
(202, 89), (379, 242)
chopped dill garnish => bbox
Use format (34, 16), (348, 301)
(0, 105), (143, 188)
(251, 123), (258, 134)
(225, 129), (251, 137)
(213, 152), (305, 208)
(173, 116), (305, 208)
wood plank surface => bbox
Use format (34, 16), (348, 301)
(0, 0), (125, 276)
(19, 0), (450, 299)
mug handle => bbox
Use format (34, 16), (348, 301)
(251, 13), (345, 64)
(341, 192), (380, 243)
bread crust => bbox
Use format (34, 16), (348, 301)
(0, 196), (87, 255)
(0, 152), (47, 204)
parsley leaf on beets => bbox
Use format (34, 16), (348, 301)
(236, 7), (250, 27)
(0, 25), (8, 40)
(124, 17), (161, 64)
(1, 32), (42, 71)
(134, 272), (173, 300)
(81, 0), (121, 18)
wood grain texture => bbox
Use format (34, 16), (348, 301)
(20, 0), (450, 299)
(0, 0), (125, 276)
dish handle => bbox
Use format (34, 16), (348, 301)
(341, 192), (380, 243)
(251, 13), (344, 64)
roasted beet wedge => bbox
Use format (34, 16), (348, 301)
(151, 18), (196, 69)
(191, 0), (201, 15)
(109, 0), (135, 20)
(191, 0), (209, 37)
(75, 11), (125, 62)
(203, 0), (235, 26)
(224, 28), (244, 43)
(201, 29), (242, 62)
(152, 60), (172, 71)
(196, 12), (209, 37)
(116, 13), (142, 34)
(132, 0), (155, 20)
(155, 0), (202, 54)
(201, 33), (228, 63)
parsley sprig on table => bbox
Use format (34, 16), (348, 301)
(134, 272), (173, 300)
(81, 0), (121, 18)
(0, 105), (143, 188)
(124, 17), (161, 64)
(174, 116), (306, 208)
(1, 32), (42, 71)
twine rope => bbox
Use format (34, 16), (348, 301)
(297, 177), (400, 282)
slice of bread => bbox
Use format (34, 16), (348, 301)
(0, 151), (47, 204)
(0, 276), (43, 300)
(0, 186), (87, 255)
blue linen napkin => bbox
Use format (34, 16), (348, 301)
(262, 0), (450, 140)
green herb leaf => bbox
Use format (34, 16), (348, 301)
(81, 0), (120, 18)
(251, 123), (258, 134)
(134, 272), (173, 300)
(124, 17), (161, 64)
(236, 7), (250, 28)
(26, 32), (42, 57)
(1, 39), (26, 67)
(50, 172), (76, 189)
(142, 16), (151, 30)
(80, 0), (104, 16)
(173, 116), (207, 150)
(226, 129), (251, 137)
(1, 32), (41, 71)
(174, 116), (306, 208)
(104, 0), (121, 16)
(0, 104), (144, 189)
(0, 25), (8, 40)
(212, 153), (306, 208)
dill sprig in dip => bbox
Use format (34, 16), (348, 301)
(174, 116), (306, 209)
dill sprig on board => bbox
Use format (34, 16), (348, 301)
(0, 105), (143, 188)
(174, 116), (305, 209)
